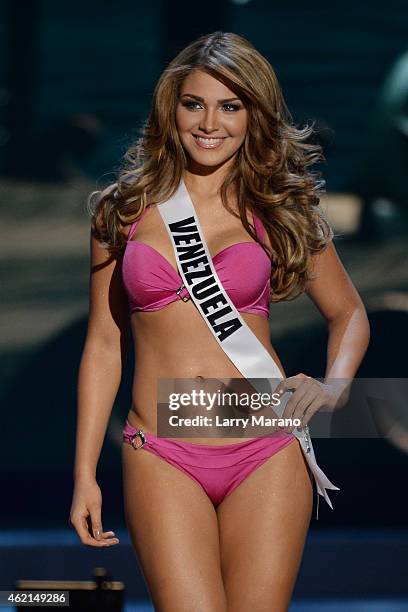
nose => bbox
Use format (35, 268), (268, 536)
(199, 107), (219, 133)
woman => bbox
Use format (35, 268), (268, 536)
(70, 31), (370, 611)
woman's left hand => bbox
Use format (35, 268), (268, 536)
(274, 373), (350, 433)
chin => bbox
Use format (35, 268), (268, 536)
(186, 149), (239, 169)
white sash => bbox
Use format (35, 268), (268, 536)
(157, 179), (340, 519)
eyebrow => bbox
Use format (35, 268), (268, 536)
(180, 93), (241, 103)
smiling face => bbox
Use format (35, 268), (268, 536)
(175, 70), (248, 172)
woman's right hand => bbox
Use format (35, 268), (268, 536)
(69, 476), (120, 547)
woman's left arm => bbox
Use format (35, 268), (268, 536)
(276, 240), (371, 428)
(305, 240), (371, 381)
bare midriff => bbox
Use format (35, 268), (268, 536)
(127, 297), (287, 445)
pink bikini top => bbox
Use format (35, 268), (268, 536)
(122, 206), (271, 318)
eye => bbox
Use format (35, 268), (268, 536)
(222, 103), (241, 112)
(181, 100), (202, 111)
(180, 99), (242, 112)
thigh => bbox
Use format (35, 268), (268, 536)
(122, 442), (227, 612)
(216, 438), (313, 612)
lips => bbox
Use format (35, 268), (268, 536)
(192, 134), (226, 149)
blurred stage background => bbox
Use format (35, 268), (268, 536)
(0, 0), (408, 610)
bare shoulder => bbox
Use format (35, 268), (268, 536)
(87, 228), (129, 348)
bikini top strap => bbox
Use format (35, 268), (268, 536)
(252, 211), (266, 242)
(127, 206), (149, 242)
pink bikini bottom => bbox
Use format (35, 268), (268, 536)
(123, 420), (297, 507)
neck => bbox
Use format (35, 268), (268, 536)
(183, 158), (236, 200)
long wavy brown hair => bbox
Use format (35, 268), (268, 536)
(88, 31), (334, 302)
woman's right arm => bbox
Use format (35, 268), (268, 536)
(69, 228), (130, 547)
